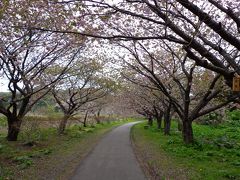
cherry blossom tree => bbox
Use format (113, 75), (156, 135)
(120, 41), (239, 143)
(0, 1), (85, 141)
(52, 59), (116, 134)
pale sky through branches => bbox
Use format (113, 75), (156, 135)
(0, 78), (9, 92)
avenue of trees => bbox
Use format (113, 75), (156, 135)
(0, 0), (239, 144)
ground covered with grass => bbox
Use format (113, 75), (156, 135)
(0, 118), (132, 180)
(131, 121), (240, 180)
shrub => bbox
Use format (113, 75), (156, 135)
(226, 110), (240, 126)
(19, 120), (42, 143)
(0, 116), (7, 127)
(13, 155), (33, 169)
(196, 112), (223, 126)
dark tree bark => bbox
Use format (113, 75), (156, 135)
(152, 104), (163, 129)
(182, 120), (194, 144)
(58, 114), (71, 134)
(156, 113), (163, 129)
(7, 116), (22, 141)
(148, 115), (153, 126)
(164, 116), (171, 135)
(163, 101), (172, 135)
(4, 97), (30, 141)
(163, 114), (170, 135)
(83, 110), (89, 127)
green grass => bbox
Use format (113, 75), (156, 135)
(0, 118), (134, 180)
(131, 121), (240, 180)
(0, 116), (7, 127)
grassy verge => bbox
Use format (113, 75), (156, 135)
(131, 121), (240, 180)
(0, 118), (134, 180)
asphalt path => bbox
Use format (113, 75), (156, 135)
(71, 122), (146, 180)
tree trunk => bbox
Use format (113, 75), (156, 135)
(164, 103), (172, 135)
(58, 114), (70, 135)
(95, 109), (101, 124)
(182, 120), (194, 144)
(156, 114), (163, 129)
(83, 111), (89, 127)
(164, 113), (171, 135)
(148, 116), (153, 126)
(95, 115), (100, 124)
(7, 116), (22, 141)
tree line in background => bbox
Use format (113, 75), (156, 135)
(0, 0), (240, 144)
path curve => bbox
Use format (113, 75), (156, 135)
(71, 122), (146, 180)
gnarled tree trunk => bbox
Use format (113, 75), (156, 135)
(58, 114), (71, 134)
(83, 110), (89, 127)
(182, 120), (194, 144)
(164, 113), (171, 135)
(164, 102), (172, 135)
(7, 116), (22, 141)
(156, 114), (163, 129)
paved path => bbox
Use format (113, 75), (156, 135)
(71, 122), (146, 180)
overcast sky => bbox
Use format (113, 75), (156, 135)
(0, 78), (9, 92)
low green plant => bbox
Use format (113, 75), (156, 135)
(40, 148), (52, 155)
(197, 112), (223, 125)
(13, 155), (33, 169)
(226, 110), (240, 126)
(83, 128), (94, 133)
(0, 116), (7, 127)
(19, 121), (42, 143)
(0, 165), (13, 180)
